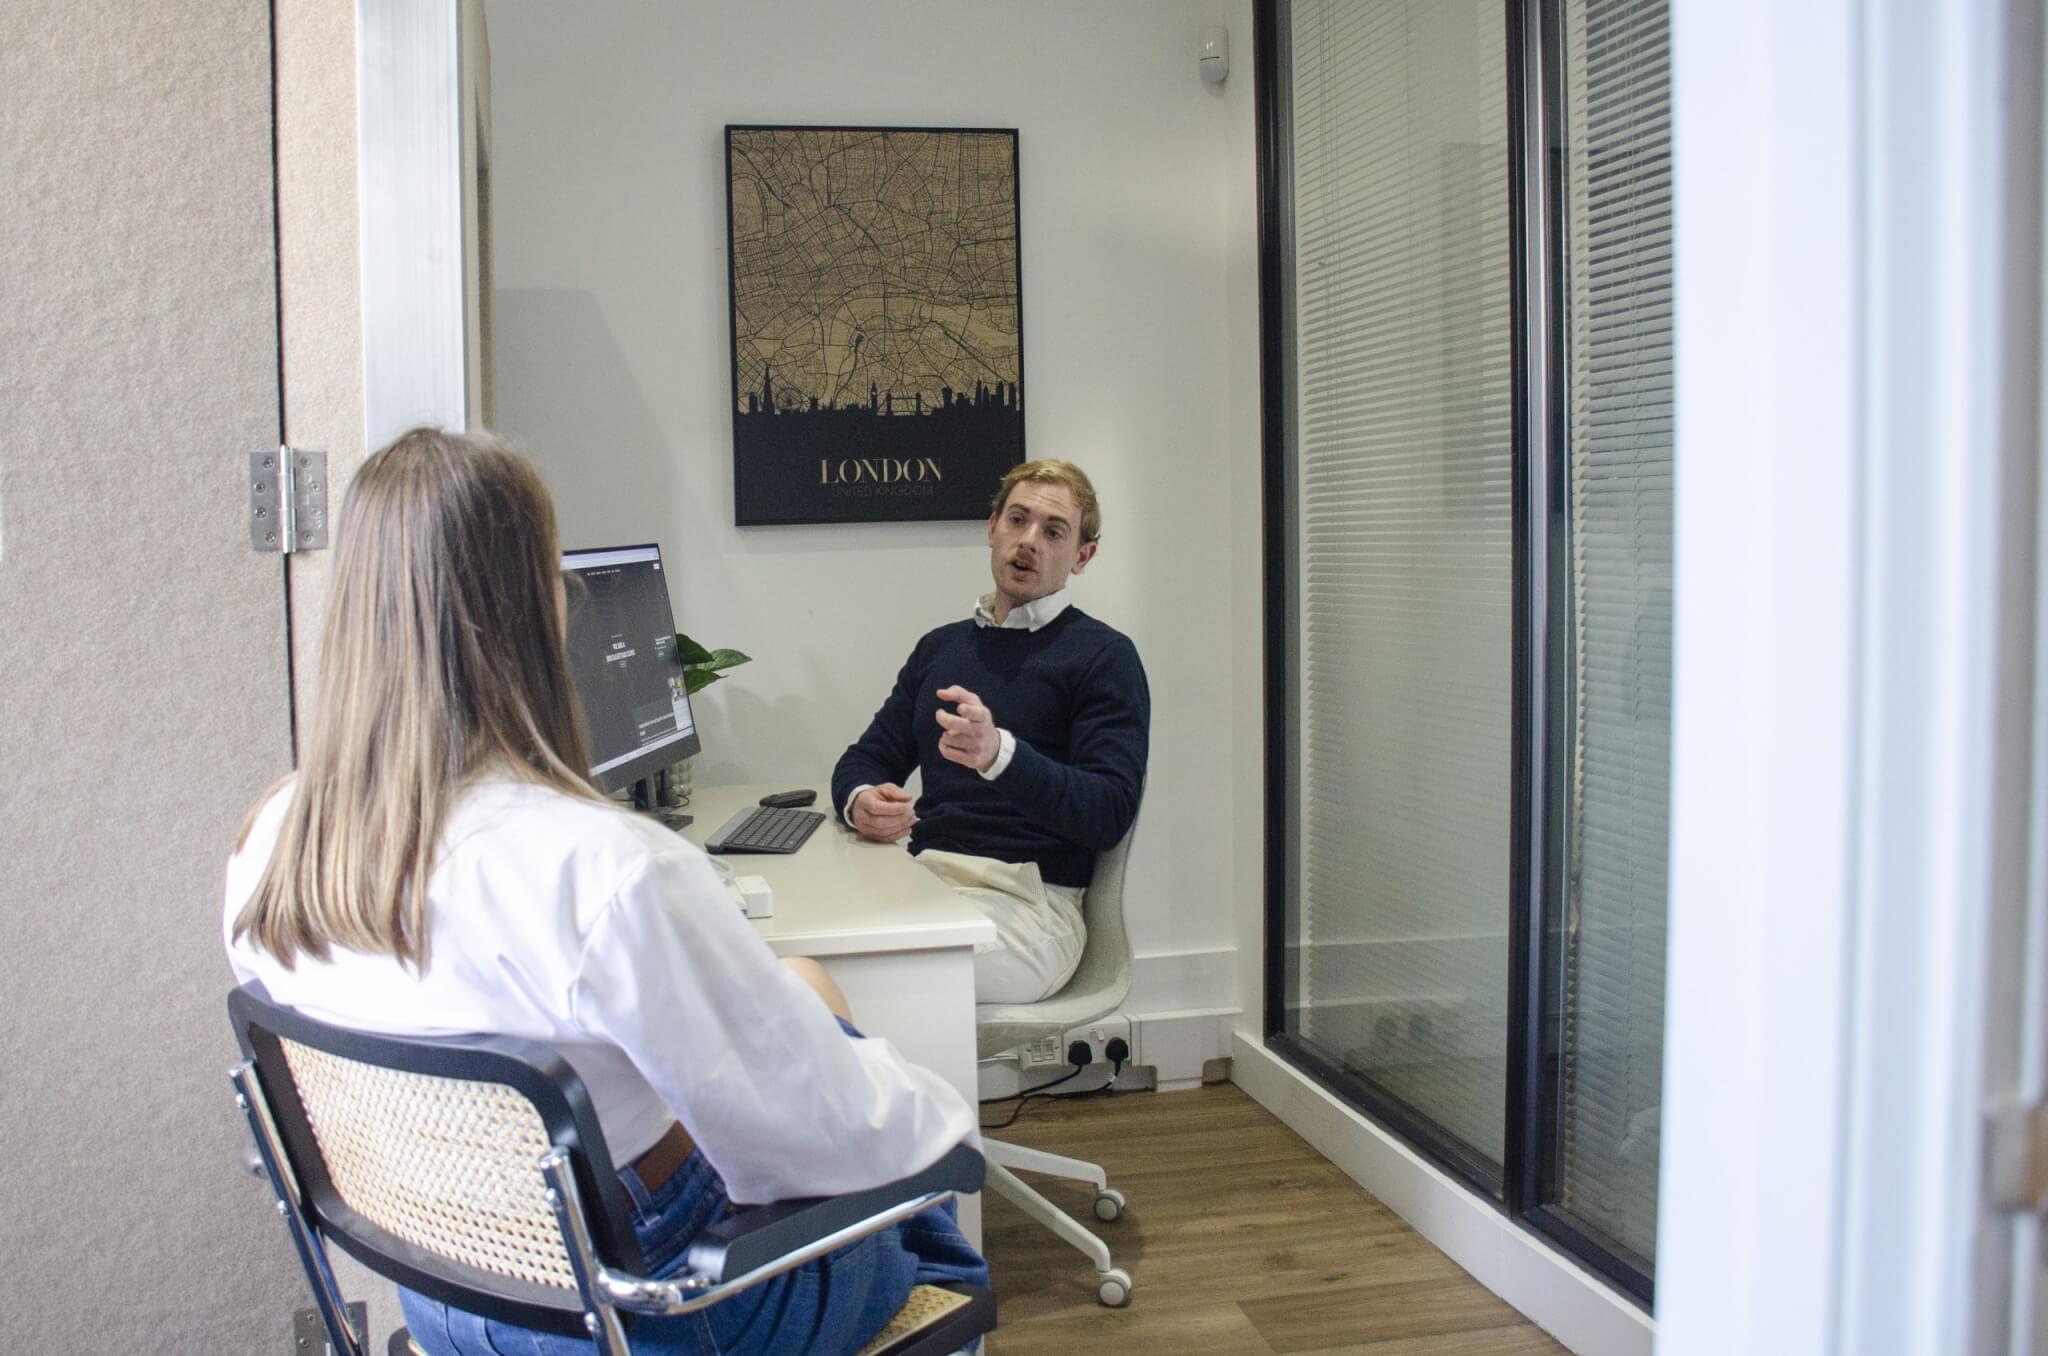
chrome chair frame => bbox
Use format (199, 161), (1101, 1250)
(229, 980), (991, 1356)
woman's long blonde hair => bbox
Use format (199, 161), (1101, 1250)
(233, 427), (602, 970)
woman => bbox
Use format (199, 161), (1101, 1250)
(225, 427), (986, 1356)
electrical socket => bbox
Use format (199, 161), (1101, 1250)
(1018, 1034), (1067, 1070)
(1061, 1013), (1133, 1067)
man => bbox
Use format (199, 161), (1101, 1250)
(832, 459), (1150, 1004)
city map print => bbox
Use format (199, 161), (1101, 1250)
(725, 125), (1025, 524)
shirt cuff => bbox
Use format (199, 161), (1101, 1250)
(843, 784), (874, 823)
(979, 729), (1016, 780)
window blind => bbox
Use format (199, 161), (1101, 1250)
(1553, 0), (1673, 1263)
(1285, 0), (1515, 1170)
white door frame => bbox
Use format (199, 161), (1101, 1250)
(289, 5), (478, 1344)
(358, 0), (470, 448)
(1660, 0), (2043, 1352)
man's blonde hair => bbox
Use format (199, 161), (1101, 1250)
(990, 459), (1102, 542)
(232, 427), (603, 972)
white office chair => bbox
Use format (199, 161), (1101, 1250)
(975, 809), (1140, 1307)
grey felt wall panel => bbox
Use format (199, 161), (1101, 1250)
(0, 1), (306, 1348)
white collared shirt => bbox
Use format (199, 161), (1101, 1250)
(225, 780), (975, 1204)
(973, 587), (1072, 632)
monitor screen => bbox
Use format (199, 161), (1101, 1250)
(559, 543), (701, 793)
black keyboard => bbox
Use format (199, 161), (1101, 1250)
(704, 805), (826, 854)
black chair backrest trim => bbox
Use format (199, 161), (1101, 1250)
(229, 981), (647, 1338)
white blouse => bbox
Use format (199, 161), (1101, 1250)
(224, 779), (977, 1205)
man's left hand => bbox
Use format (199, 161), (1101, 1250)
(935, 685), (1001, 772)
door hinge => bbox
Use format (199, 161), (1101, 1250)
(249, 447), (328, 554)
(291, 1300), (367, 1355)
(1986, 1100), (2048, 1212)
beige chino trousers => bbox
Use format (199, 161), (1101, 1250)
(915, 849), (1087, 1004)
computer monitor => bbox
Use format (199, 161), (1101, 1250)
(559, 544), (700, 806)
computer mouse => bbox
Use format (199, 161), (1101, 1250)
(758, 789), (818, 808)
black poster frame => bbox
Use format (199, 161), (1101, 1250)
(723, 124), (1027, 527)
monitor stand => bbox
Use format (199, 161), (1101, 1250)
(632, 771), (692, 829)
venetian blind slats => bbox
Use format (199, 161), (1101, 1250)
(1288, 0), (1514, 1171)
(1554, 0), (1673, 1265)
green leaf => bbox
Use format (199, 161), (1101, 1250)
(676, 635), (750, 693)
(698, 648), (751, 673)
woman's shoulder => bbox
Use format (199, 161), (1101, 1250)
(227, 780), (296, 879)
(450, 780), (722, 938)
(454, 780), (696, 880)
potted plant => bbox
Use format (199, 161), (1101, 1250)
(677, 633), (751, 693)
(660, 634), (750, 812)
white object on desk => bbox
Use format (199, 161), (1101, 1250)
(735, 874), (773, 919)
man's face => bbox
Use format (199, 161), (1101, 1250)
(987, 480), (1096, 612)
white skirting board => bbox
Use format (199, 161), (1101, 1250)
(1230, 1033), (1655, 1356)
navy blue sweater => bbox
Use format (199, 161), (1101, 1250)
(832, 607), (1149, 888)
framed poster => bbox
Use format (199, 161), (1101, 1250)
(725, 125), (1025, 525)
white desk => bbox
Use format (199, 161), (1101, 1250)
(679, 784), (994, 1245)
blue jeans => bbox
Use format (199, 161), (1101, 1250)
(398, 1026), (987, 1355)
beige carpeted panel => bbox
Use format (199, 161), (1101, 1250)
(0, 1), (306, 1350)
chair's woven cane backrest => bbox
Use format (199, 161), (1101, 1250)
(280, 1037), (578, 1290)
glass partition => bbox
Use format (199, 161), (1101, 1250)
(1274, 0), (1516, 1183)
(1541, 0), (1672, 1270)
(1262, 0), (1673, 1299)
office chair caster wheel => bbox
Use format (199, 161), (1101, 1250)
(1092, 1187), (1125, 1222)
(1096, 1267), (1133, 1307)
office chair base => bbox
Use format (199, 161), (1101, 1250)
(986, 1159), (1134, 1305)
(984, 1138), (1107, 1189)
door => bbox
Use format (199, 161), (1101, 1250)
(0, 1), (304, 1350)
(2000, 250), (2048, 1351)
(2009, 783), (2048, 1350)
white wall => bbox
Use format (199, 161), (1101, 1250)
(483, 0), (1262, 1002)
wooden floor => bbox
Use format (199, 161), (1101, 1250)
(978, 1083), (1569, 1356)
